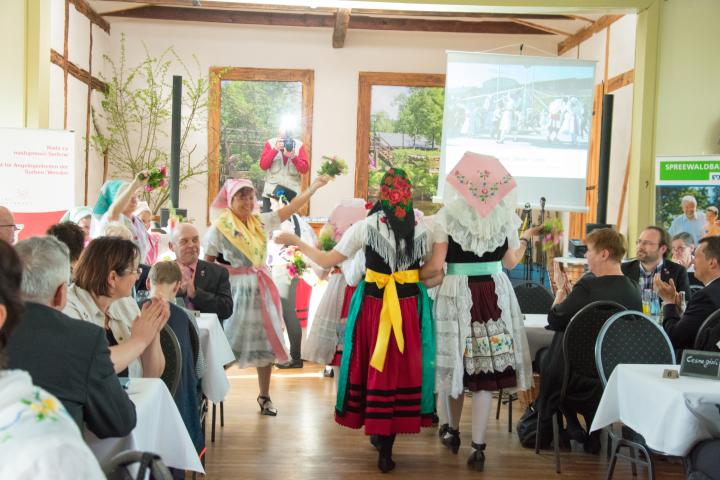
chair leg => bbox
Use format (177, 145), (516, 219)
(508, 395), (513, 433)
(637, 444), (655, 480)
(220, 401), (224, 427)
(535, 410), (541, 454)
(629, 447), (637, 476)
(496, 389), (503, 420)
(211, 403), (216, 443)
(605, 442), (622, 480)
(553, 411), (561, 474)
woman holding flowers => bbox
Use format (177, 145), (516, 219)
(205, 176), (329, 416)
(420, 153), (536, 471)
(275, 169), (434, 473)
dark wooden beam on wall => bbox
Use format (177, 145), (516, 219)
(606, 69), (634, 93)
(557, 14), (623, 56)
(104, 6), (554, 35)
(69, 0), (111, 33)
(510, 18), (572, 37)
(333, 9), (351, 48)
(51, 49), (108, 93)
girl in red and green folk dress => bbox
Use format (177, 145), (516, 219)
(275, 169), (435, 473)
(421, 153), (536, 471)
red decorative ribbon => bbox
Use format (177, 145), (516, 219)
(219, 264), (288, 363)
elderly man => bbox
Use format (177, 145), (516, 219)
(170, 223), (233, 322)
(668, 195), (706, 243)
(7, 236), (137, 438)
(0, 206), (19, 244)
(656, 236), (720, 352)
(622, 226), (691, 302)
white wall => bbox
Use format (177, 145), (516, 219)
(562, 15), (637, 233)
(48, 0), (110, 206)
(107, 18), (558, 227)
(0, 1), (28, 128)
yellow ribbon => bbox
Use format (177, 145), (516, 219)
(365, 268), (420, 372)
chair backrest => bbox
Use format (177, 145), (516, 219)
(690, 284), (704, 300)
(159, 325), (182, 396)
(514, 281), (554, 314)
(595, 310), (676, 386)
(694, 308), (720, 350)
(561, 301), (626, 398)
(104, 450), (173, 480)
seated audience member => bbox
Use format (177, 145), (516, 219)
(8, 236), (136, 437)
(63, 237), (168, 378)
(59, 206), (93, 243)
(536, 228), (642, 452)
(656, 235), (720, 352)
(0, 205), (19, 244)
(147, 261), (204, 454)
(703, 206), (720, 238)
(170, 223), (232, 322)
(47, 222), (85, 272)
(101, 222), (151, 295)
(621, 226), (691, 302)
(0, 240), (104, 479)
(671, 232), (701, 286)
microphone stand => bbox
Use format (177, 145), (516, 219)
(539, 197), (546, 285)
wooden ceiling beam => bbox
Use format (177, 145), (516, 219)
(103, 6), (555, 35)
(70, 0), (110, 33)
(332, 9), (351, 48)
(557, 14), (623, 55)
(510, 18), (572, 37)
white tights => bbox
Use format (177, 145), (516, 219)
(444, 390), (494, 445)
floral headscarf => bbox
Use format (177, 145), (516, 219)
(371, 168), (415, 260)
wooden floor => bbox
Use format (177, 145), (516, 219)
(200, 363), (685, 479)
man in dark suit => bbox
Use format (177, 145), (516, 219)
(621, 226), (691, 302)
(656, 236), (720, 352)
(170, 223), (233, 322)
(8, 236), (137, 438)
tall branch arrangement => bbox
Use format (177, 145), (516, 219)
(92, 34), (208, 214)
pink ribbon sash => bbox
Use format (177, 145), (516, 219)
(220, 264), (288, 363)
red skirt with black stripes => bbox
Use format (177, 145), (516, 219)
(335, 294), (433, 435)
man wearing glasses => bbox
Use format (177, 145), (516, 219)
(0, 206), (22, 244)
(621, 226), (692, 303)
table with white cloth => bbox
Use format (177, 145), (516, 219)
(85, 378), (204, 473)
(197, 313), (236, 403)
(523, 313), (554, 360)
(590, 364), (720, 457)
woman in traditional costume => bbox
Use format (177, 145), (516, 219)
(275, 169), (435, 473)
(302, 199), (367, 385)
(421, 153), (536, 471)
(204, 176), (328, 416)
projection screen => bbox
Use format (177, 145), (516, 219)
(438, 52), (596, 211)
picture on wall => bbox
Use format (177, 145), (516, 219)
(207, 68), (313, 218)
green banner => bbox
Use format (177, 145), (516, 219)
(659, 160), (720, 182)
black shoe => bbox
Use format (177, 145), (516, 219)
(276, 359), (304, 369)
(378, 456), (396, 473)
(467, 442), (486, 471)
(256, 395), (278, 416)
(431, 412), (439, 426)
(441, 428), (461, 454)
(438, 423), (449, 439)
(323, 367), (334, 377)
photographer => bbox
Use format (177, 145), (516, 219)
(259, 129), (309, 212)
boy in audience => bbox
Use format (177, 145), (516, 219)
(147, 261), (205, 461)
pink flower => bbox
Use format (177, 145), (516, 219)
(158, 179), (167, 188)
(159, 165), (168, 175)
(144, 185), (153, 192)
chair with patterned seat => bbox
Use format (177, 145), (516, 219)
(514, 281), (554, 315)
(595, 310), (676, 480)
(694, 308), (720, 351)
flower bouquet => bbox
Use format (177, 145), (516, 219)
(318, 224), (338, 251)
(283, 246), (308, 279)
(140, 165), (168, 192)
(541, 217), (564, 252)
(316, 155), (348, 178)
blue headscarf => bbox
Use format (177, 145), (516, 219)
(59, 206), (93, 224)
(93, 180), (128, 216)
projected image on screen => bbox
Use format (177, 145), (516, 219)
(440, 52), (596, 210)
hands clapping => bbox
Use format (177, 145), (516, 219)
(131, 297), (170, 348)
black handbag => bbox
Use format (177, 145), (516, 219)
(516, 402), (539, 448)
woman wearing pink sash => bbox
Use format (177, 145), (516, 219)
(205, 176), (329, 416)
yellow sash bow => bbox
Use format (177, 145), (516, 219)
(365, 268), (420, 372)
(214, 209), (267, 266)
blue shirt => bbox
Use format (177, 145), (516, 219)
(668, 212), (706, 244)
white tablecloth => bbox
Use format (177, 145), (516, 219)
(198, 313), (236, 403)
(523, 314), (554, 360)
(86, 378), (204, 473)
(590, 364), (720, 456)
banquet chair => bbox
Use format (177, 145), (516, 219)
(159, 325), (182, 396)
(104, 450), (173, 480)
(514, 281), (554, 314)
(694, 308), (720, 350)
(534, 300), (626, 474)
(595, 310), (677, 480)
